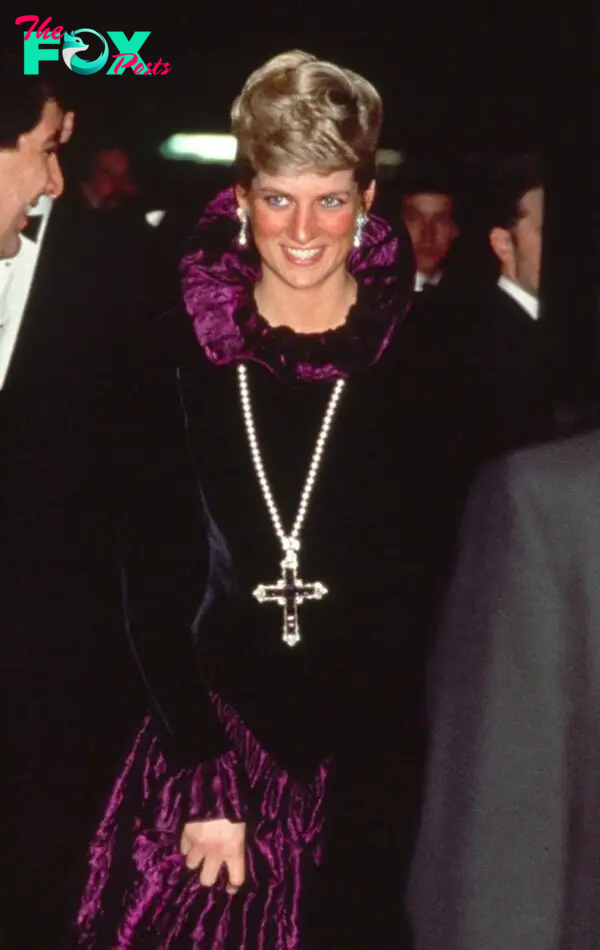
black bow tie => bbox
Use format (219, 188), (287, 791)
(21, 215), (43, 243)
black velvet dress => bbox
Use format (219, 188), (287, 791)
(74, 189), (474, 949)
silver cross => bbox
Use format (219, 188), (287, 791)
(253, 546), (327, 646)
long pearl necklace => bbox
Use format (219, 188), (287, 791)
(237, 363), (346, 645)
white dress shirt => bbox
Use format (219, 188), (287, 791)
(497, 275), (539, 320)
(0, 195), (53, 388)
(414, 270), (442, 293)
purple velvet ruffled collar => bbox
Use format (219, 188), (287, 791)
(180, 187), (413, 385)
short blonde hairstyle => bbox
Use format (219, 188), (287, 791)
(231, 50), (382, 191)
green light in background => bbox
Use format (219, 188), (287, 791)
(159, 134), (236, 164)
(376, 149), (403, 166)
(159, 135), (403, 169)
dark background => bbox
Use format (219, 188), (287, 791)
(4, 5), (573, 148)
(3, 3), (598, 403)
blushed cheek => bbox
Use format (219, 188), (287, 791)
(252, 208), (283, 240)
(252, 207), (356, 246)
(324, 209), (355, 240)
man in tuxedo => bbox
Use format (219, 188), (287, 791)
(0, 61), (73, 387)
(0, 58), (144, 949)
(0, 75), (71, 258)
(400, 170), (460, 295)
(400, 154), (555, 465)
(467, 154), (555, 454)
(407, 425), (600, 950)
(390, 162), (484, 386)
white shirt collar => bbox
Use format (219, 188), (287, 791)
(0, 257), (14, 297)
(0, 195), (53, 388)
(414, 270), (442, 293)
(497, 275), (539, 320)
(145, 209), (166, 227)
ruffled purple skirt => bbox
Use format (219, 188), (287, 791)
(75, 694), (329, 948)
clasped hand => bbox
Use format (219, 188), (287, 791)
(180, 819), (246, 894)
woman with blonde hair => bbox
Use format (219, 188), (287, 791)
(75, 50), (423, 948)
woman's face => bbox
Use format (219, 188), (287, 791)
(237, 169), (374, 292)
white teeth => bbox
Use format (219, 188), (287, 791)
(286, 247), (321, 260)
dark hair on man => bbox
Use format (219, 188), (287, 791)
(78, 141), (135, 179)
(392, 156), (464, 227)
(489, 153), (544, 230)
(0, 52), (71, 148)
(397, 166), (458, 201)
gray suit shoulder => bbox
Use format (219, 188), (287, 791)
(479, 427), (600, 508)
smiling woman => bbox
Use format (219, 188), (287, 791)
(232, 52), (380, 331)
(241, 168), (372, 331)
(73, 50), (447, 950)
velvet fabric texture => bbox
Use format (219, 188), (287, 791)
(73, 188), (432, 948)
(77, 696), (328, 949)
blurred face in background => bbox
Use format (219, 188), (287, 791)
(490, 187), (544, 296)
(0, 100), (71, 259)
(85, 148), (138, 209)
(402, 191), (459, 277)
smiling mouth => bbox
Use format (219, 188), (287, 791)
(283, 247), (324, 264)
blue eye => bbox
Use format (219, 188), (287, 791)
(320, 196), (343, 208)
(265, 195), (289, 208)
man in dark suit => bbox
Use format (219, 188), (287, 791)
(0, 58), (144, 949)
(395, 155), (555, 468)
(397, 163), (461, 295)
(408, 426), (600, 949)
(467, 154), (555, 454)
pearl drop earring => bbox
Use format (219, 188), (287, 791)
(354, 211), (368, 249)
(237, 206), (249, 247)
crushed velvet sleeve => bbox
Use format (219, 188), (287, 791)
(186, 748), (246, 823)
(110, 315), (234, 771)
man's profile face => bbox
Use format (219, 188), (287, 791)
(490, 187), (544, 296)
(402, 192), (459, 278)
(0, 100), (73, 260)
(509, 187), (544, 296)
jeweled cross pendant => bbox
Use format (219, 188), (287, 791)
(253, 545), (327, 646)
